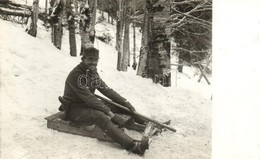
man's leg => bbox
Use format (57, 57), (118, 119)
(68, 106), (148, 154)
(102, 101), (148, 125)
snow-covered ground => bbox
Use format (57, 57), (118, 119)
(0, 14), (211, 159)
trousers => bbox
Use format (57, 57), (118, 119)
(67, 103), (135, 150)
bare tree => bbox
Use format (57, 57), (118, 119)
(27, 0), (39, 37)
(136, 0), (151, 77)
(170, 0), (212, 72)
(79, 0), (97, 55)
(116, 0), (124, 71)
(66, 0), (77, 56)
(49, 0), (65, 50)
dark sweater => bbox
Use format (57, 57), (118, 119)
(63, 62), (126, 114)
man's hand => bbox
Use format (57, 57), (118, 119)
(123, 101), (136, 113)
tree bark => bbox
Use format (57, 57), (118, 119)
(79, 0), (96, 55)
(49, 0), (64, 50)
(132, 22), (137, 70)
(101, 0), (104, 18)
(66, 0), (77, 56)
(137, 0), (171, 86)
(122, 18), (130, 71)
(44, 0), (48, 25)
(27, 0), (39, 37)
(116, 0), (124, 71)
(148, 24), (171, 87)
(136, 0), (150, 77)
(111, 17), (114, 25)
(56, 0), (64, 49)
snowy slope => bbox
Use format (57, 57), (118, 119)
(0, 18), (211, 159)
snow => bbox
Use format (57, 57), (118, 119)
(0, 15), (211, 159)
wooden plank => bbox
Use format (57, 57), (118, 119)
(46, 112), (114, 142)
(45, 111), (65, 121)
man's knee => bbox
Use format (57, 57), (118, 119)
(94, 111), (110, 128)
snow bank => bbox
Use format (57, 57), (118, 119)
(0, 18), (211, 159)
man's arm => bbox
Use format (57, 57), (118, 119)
(96, 76), (136, 113)
(96, 77), (126, 104)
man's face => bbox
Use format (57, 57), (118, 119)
(83, 57), (99, 70)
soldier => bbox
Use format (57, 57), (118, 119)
(60, 47), (149, 155)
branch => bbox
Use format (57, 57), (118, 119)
(0, 8), (30, 17)
(171, 0), (212, 28)
(172, 46), (211, 58)
(171, 0), (204, 5)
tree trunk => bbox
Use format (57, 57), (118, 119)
(132, 22), (137, 70)
(100, 0), (104, 18)
(177, 58), (183, 73)
(49, 0), (64, 50)
(115, 15), (119, 51)
(27, 0), (39, 37)
(79, 0), (96, 55)
(148, 24), (171, 87)
(107, 13), (110, 23)
(136, 0), (171, 86)
(116, 0), (124, 71)
(146, 2), (171, 87)
(44, 0), (48, 25)
(66, 0), (77, 56)
(56, 0), (64, 49)
(122, 18), (130, 71)
(136, 0), (151, 77)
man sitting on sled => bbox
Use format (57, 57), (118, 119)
(59, 47), (149, 155)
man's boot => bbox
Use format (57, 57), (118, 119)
(130, 136), (149, 155)
(103, 121), (149, 155)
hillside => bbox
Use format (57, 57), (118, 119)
(0, 16), (211, 159)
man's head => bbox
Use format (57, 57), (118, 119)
(81, 47), (99, 71)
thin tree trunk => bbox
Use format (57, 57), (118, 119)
(50, 0), (64, 50)
(44, 0), (48, 25)
(136, 0), (150, 76)
(56, 0), (65, 49)
(108, 13), (110, 23)
(28, 0), (39, 37)
(100, 0), (104, 18)
(67, 0), (77, 56)
(79, 0), (96, 55)
(132, 4), (137, 70)
(116, 0), (124, 71)
(115, 15), (119, 51)
(132, 22), (137, 70)
(122, 18), (130, 71)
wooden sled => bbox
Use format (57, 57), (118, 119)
(45, 111), (162, 143)
(45, 111), (114, 142)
